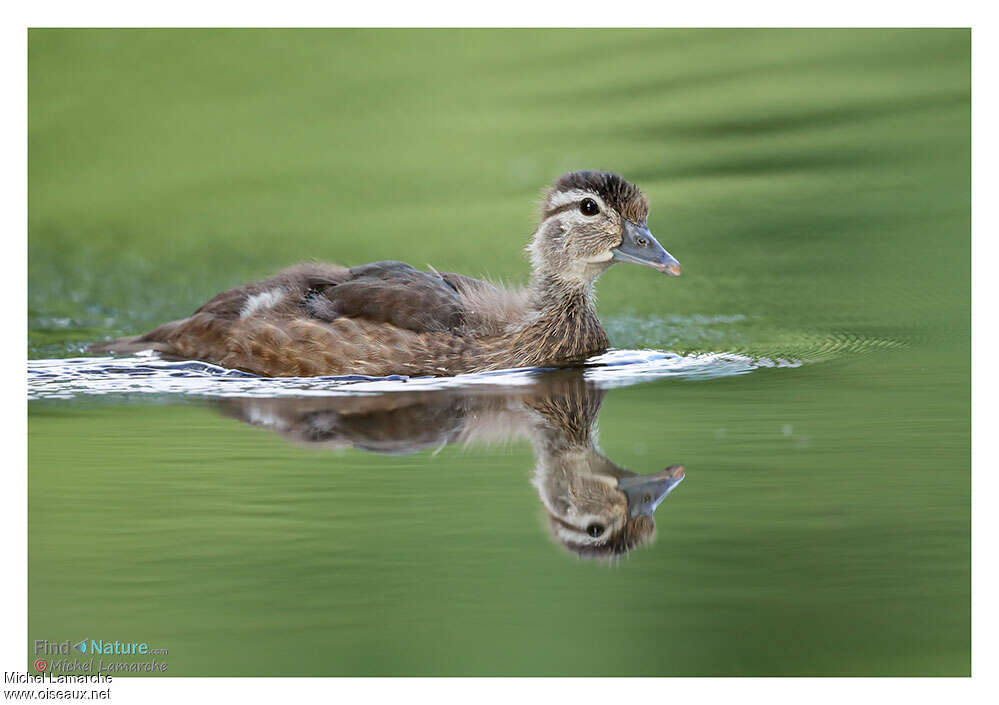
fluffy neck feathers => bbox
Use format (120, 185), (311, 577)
(507, 270), (609, 366)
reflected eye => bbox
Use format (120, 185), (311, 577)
(586, 523), (605, 538)
(579, 198), (600, 216)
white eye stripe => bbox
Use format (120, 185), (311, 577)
(552, 521), (609, 545)
(546, 189), (606, 212)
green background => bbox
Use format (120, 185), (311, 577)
(28, 29), (969, 675)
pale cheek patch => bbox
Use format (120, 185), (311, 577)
(240, 289), (285, 318)
(554, 523), (586, 546)
(559, 210), (595, 229)
(583, 250), (614, 264)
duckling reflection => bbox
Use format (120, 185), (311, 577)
(217, 373), (684, 558)
(522, 380), (685, 557)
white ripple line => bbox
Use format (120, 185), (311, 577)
(27, 350), (802, 401)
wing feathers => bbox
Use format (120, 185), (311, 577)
(89, 260), (530, 377)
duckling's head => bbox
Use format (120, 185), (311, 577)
(528, 170), (682, 286)
(534, 450), (686, 559)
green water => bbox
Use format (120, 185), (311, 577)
(28, 29), (969, 676)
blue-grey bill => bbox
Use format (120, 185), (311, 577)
(618, 465), (686, 517)
(613, 221), (682, 276)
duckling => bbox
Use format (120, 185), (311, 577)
(219, 371), (685, 558)
(92, 170), (681, 377)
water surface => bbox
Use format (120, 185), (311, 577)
(27, 28), (969, 676)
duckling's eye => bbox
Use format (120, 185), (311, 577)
(636, 237), (649, 247)
(579, 198), (600, 216)
(586, 523), (605, 538)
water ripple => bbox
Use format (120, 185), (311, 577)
(27, 350), (803, 401)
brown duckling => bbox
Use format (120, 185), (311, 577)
(90, 171), (681, 377)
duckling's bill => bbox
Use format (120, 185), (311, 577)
(613, 221), (682, 276)
(617, 465), (686, 517)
